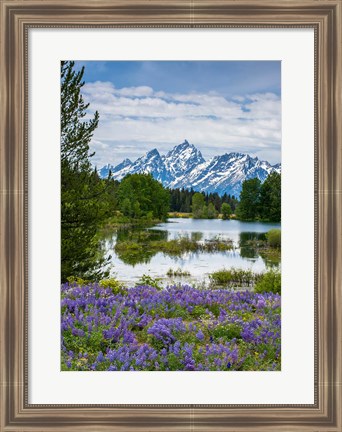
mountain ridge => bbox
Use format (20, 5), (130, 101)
(99, 140), (281, 197)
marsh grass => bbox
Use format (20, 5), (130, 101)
(166, 268), (191, 277)
(209, 268), (262, 288)
(115, 236), (234, 258)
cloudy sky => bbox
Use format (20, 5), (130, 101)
(74, 61), (281, 167)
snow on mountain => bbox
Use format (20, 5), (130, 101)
(99, 158), (132, 179)
(163, 140), (205, 179)
(99, 140), (281, 197)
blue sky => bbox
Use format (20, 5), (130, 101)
(74, 61), (281, 167)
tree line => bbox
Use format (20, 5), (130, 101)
(236, 173), (281, 222)
(188, 171), (281, 222)
(169, 187), (238, 215)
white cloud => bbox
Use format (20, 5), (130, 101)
(82, 82), (281, 167)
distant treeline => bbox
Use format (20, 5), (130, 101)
(169, 188), (238, 214)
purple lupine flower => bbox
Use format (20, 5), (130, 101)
(196, 330), (204, 341)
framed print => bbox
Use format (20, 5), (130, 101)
(1, 0), (341, 431)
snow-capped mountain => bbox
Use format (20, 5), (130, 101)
(99, 158), (132, 178)
(99, 140), (281, 197)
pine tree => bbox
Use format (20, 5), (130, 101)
(236, 178), (261, 221)
(61, 61), (109, 281)
(61, 61), (99, 170)
(259, 172), (281, 222)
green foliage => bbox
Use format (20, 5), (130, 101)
(236, 173), (281, 222)
(211, 323), (242, 341)
(99, 278), (125, 295)
(209, 268), (261, 287)
(169, 188), (238, 214)
(61, 61), (110, 282)
(254, 270), (281, 294)
(66, 276), (90, 286)
(192, 192), (206, 218)
(266, 229), (281, 248)
(118, 174), (170, 220)
(236, 177), (261, 221)
(121, 198), (132, 217)
(221, 202), (232, 220)
(207, 202), (218, 219)
(189, 305), (207, 318)
(136, 274), (163, 290)
(166, 268), (191, 277)
(259, 172), (281, 222)
(61, 61), (99, 170)
(115, 235), (233, 266)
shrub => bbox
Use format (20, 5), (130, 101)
(66, 276), (90, 286)
(99, 278), (125, 295)
(254, 270), (281, 294)
(136, 273), (162, 290)
(209, 268), (259, 287)
(266, 229), (281, 248)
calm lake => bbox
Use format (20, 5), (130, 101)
(100, 218), (281, 287)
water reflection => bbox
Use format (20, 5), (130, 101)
(99, 218), (281, 285)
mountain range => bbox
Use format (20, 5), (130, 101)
(99, 140), (281, 197)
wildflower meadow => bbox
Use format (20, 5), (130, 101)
(61, 283), (281, 371)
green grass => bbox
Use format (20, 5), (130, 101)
(209, 268), (262, 288)
(166, 268), (191, 277)
(254, 270), (281, 294)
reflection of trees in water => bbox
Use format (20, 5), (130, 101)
(239, 231), (266, 243)
(240, 246), (258, 259)
(101, 227), (168, 266)
(239, 232), (281, 268)
(239, 232), (265, 260)
(191, 232), (203, 242)
(259, 251), (281, 269)
(239, 231), (281, 269)
(100, 226), (281, 269)
(116, 248), (157, 266)
(117, 228), (168, 243)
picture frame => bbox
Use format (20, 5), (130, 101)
(0, 0), (341, 430)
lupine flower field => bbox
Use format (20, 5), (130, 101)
(61, 283), (281, 371)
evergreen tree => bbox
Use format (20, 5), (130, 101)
(259, 172), (281, 222)
(61, 61), (108, 282)
(236, 178), (261, 221)
(61, 61), (99, 170)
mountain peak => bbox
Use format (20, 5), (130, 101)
(146, 148), (160, 157)
(174, 140), (193, 150)
(168, 140), (202, 157)
(100, 142), (280, 197)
